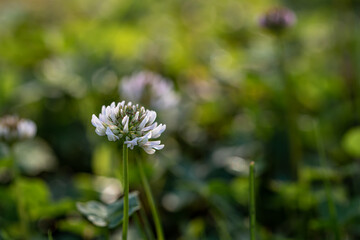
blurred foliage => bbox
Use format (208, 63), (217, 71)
(1, 0), (360, 239)
(76, 192), (140, 228)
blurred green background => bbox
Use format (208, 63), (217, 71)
(1, 0), (360, 239)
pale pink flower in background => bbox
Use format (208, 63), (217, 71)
(119, 71), (179, 110)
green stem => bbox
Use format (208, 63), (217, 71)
(122, 145), (129, 240)
(313, 121), (341, 240)
(135, 157), (164, 240)
(48, 230), (53, 240)
(104, 228), (110, 240)
(139, 204), (155, 240)
(11, 146), (29, 240)
(210, 210), (232, 240)
(249, 161), (256, 240)
(276, 37), (301, 180)
(134, 213), (148, 240)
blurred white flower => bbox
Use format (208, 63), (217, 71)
(0, 115), (37, 143)
(91, 101), (166, 154)
(119, 71), (179, 110)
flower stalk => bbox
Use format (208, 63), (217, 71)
(122, 144), (129, 240)
(136, 156), (164, 240)
(313, 121), (341, 240)
(11, 146), (29, 240)
(276, 36), (301, 180)
(139, 205), (155, 240)
(104, 229), (110, 240)
(249, 161), (256, 240)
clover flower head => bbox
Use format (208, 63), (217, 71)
(119, 71), (179, 110)
(259, 7), (296, 34)
(0, 115), (37, 143)
(91, 101), (166, 154)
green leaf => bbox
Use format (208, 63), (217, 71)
(76, 201), (108, 227)
(107, 191), (141, 228)
(0, 230), (12, 240)
(337, 197), (360, 224)
(57, 218), (100, 237)
(76, 191), (141, 228)
(342, 127), (360, 157)
(12, 177), (51, 220)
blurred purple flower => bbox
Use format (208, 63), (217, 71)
(259, 7), (296, 34)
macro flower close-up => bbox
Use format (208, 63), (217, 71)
(2, 1), (360, 239)
(91, 101), (166, 154)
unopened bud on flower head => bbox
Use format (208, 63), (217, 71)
(0, 115), (37, 143)
(91, 101), (166, 154)
(119, 71), (179, 110)
(259, 7), (296, 34)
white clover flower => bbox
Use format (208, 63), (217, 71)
(0, 115), (37, 143)
(91, 101), (166, 154)
(119, 71), (179, 110)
